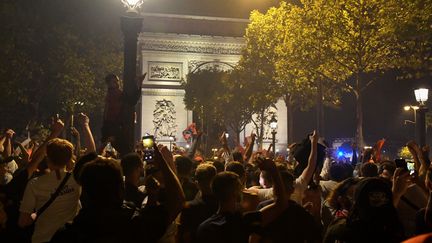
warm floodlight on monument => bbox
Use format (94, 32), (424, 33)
(413, 88), (429, 147)
(121, 0), (145, 13)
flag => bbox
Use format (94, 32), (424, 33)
(182, 123), (197, 143)
(373, 139), (386, 162)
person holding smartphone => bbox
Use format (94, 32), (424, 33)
(51, 143), (185, 243)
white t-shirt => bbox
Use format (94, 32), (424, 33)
(254, 175), (308, 204)
(291, 175), (308, 204)
(20, 170), (81, 243)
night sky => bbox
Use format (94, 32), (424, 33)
(295, 77), (431, 156)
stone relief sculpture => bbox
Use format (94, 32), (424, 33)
(149, 62), (182, 81)
(188, 60), (235, 73)
(141, 39), (243, 55)
(153, 99), (178, 138)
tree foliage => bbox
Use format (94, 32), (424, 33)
(394, 0), (432, 80)
(0, 0), (123, 134)
(240, 2), (344, 144)
(240, 0), (431, 146)
(183, 68), (256, 145)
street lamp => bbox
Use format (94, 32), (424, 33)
(117, 0), (144, 155)
(270, 115), (278, 155)
(403, 105), (419, 126)
(415, 88), (429, 105)
(414, 88), (429, 147)
(121, 0), (145, 13)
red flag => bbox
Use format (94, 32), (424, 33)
(373, 139), (385, 162)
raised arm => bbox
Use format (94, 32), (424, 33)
(220, 132), (231, 155)
(425, 168), (432, 227)
(154, 144), (185, 223)
(76, 113), (96, 153)
(256, 157), (288, 226)
(70, 127), (81, 158)
(407, 141), (423, 173)
(187, 131), (202, 159)
(26, 119), (64, 177)
(351, 143), (358, 167)
(300, 131), (318, 184)
(244, 133), (256, 163)
(15, 142), (30, 168)
(2, 129), (15, 158)
(392, 168), (411, 207)
(124, 73), (146, 106)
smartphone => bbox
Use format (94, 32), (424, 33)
(142, 135), (155, 163)
(395, 158), (408, 171)
(406, 161), (415, 175)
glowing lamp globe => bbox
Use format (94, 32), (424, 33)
(414, 88), (429, 104)
(121, 0), (145, 12)
(269, 115), (278, 130)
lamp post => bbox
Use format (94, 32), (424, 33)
(403, 105), (419, 139)
(119, 0), (144, 155)
(403, 105), (419, 123)
(414, 88), (429, 147)
(270, 115), (278, 155)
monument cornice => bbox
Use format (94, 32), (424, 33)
(139, 33), (245, 55)
(142, 88), (185, 96)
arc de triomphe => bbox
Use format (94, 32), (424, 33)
(137, 13), (287, 151)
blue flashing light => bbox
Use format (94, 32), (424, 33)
(337, 151), (344, 157)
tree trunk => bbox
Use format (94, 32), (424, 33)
(285, 94), (294, 145)
(356, 76), (364, 148)
(316, 79), (325, 136)
(256, 108), (266, 150)
(235, 128), (241, 148)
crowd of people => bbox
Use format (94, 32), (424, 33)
(0, 111), (432, 243)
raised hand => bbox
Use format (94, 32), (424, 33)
(136, 73), (147, 87)
(309, 130), (318, 144)
(220, 131), (228, 145)
(246, 133), (256, 145)
(5, 129), (15, 139)
(76, 113), (90, 127)
(51, 119), (64, 136)
(70, 127), (80, 138)
(159, 145), (176, 172)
